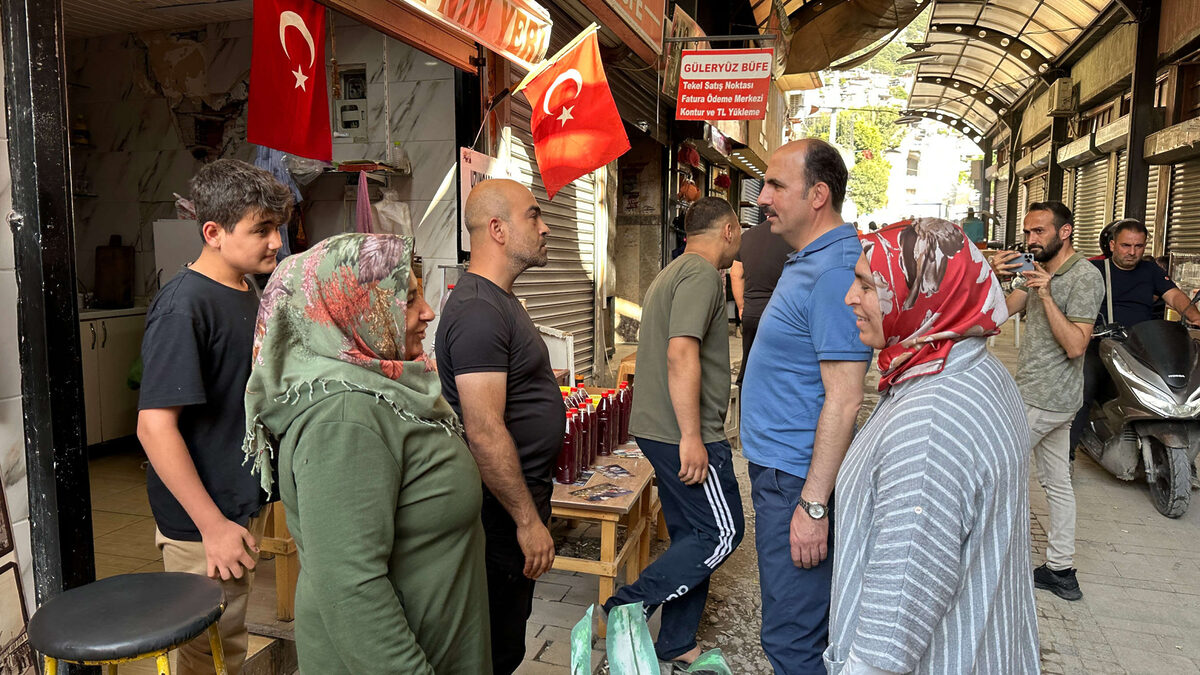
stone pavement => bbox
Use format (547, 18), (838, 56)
(518, 324), (1200, 673)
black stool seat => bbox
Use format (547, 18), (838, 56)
(27, 572), (225, 663)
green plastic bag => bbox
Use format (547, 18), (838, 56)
(570, 603), (732, 674)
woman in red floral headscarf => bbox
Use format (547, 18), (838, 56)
(824, 218), (1039, 675)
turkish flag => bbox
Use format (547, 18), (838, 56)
(520, 29), (630, 200)
(248, 0), (331, 162)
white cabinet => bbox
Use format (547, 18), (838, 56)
(79, 310), (146, 444)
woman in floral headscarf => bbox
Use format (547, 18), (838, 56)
(243, 233), (489, 674)
(824, 219), (1039, 675)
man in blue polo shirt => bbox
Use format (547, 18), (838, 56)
(742, 139), (871, 674)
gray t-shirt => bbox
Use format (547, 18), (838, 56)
(1015, 252), (1105, 412)
(629, 253), (730, 444)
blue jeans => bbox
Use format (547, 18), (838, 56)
(750, 462), (834, 675)
(605, 438), (745, 661)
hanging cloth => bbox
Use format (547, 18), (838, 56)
(356, 170), (375, 233)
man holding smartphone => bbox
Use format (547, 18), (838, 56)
(991, 201), (1104, 602)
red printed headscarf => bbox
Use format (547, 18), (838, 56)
(860, 218), (1008, 390)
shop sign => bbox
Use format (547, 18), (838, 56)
(602, 0), (666, 55)
(398, 0), (552, 70)
(459, 147), (511, 251)
(676, 49), (773, 121)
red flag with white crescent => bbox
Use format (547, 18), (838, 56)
(248, 0), (331, 162)
(520, 29), (630, 200)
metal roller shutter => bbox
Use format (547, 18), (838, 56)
(1026, 172), (1046, 206)
(1113, 150), (1157, 252)
(741, 178), (763, 226)
(994, 178), (1008, 244)
(508, 73), (597, 376)
(1114, 150), (1126, 220)
(1146, 166), (1159, 253)
(1167, 159), (1200, 256)
(1072, 158), (1107, 257)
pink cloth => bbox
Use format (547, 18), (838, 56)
(355, 171), (374, 233)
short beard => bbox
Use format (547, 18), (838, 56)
(1032, 234), (1063, 263)
(513, 248), (549, 271)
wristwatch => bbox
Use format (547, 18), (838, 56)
(798, 496), (828, 520)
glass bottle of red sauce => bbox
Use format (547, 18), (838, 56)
(596, 392), (612, 456)
(556, 409), (576, 484)
(624, 379), (633, 441)
(576, 402), (591, 472)
(605, 390), (619, 451)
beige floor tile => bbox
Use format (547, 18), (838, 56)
(93, 518), (161, 562)
(91, 485), (154, 517)
(94, 552), (155, 580)
(91, 510), (145, 537)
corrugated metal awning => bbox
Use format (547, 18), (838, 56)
(903, 0), (1109, 140)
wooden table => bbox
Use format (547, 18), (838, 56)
(550, 451), (657, 635)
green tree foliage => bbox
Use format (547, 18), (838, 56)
(849, 158), (891, 214)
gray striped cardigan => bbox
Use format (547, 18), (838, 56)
(824, 339), (1041, 674)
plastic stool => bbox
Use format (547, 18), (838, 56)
(27, 572), (228, 675)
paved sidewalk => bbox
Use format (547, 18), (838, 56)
(519, 325), (1200, 673)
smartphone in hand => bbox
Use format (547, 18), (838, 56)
(1014, 252), (1036, 273)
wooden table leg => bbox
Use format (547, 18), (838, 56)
(638, 484), (653, 573)
(598, 519), (617, 638)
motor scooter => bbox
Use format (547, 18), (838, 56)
(1079, 319), (1200, 518)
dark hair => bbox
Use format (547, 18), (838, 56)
(1027, 201), (1072, 227)
(1027, 200), (1073, 237)
(684, 196), (736, 235)
(190, 158), (294, 237)
(801, 139), (848, 211)
(1111, 218), (1149, 240)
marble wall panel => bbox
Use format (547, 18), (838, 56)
(136, 150), (201, 202)
(414, 198), (458, 262)
(392, 141), (456, 203)
(389, 42), (454, 83)
(204, 36), (252, 96)
(389, 80), (456, 143)
(0, 272), (17, 401)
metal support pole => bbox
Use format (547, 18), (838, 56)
(1047, 117), (1068, 203)
(1006, 115), (1021, 248)
(2, 0), (96, 604)
(1124, 0), (1161, 223)
(980, 137), (993, 216)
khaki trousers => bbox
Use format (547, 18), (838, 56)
(155, 511), (267, 675)
(1027, 405), (1077, 571)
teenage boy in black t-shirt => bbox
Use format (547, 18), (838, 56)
(435, 178), (563, 675)
(137, 159), (292, 675)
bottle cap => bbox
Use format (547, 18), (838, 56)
(619, 381), (628, 389)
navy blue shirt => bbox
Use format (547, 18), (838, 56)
(1091, 258), (1177, 328)
(741, 224), (873, 478)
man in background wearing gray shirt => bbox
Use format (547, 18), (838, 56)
(992, 201), (1104, 601)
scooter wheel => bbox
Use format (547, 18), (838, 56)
(1149, 441), (1192, 518)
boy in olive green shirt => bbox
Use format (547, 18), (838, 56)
(606, 197), (745, 666)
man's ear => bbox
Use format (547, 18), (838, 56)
(1061, 222), (1074, 242)
(200, 220), (225, 248)
(488, 217), (507, 245)
(810, 182), (830, 210)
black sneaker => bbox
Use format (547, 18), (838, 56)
(1034, 563), (1083, 601)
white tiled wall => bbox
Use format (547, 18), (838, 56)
(0, 18), (36, 616)
(67, 17), (461, 311)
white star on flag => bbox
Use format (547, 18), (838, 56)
(292, 67), (308, 91)
(557, 105), (575, 126)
